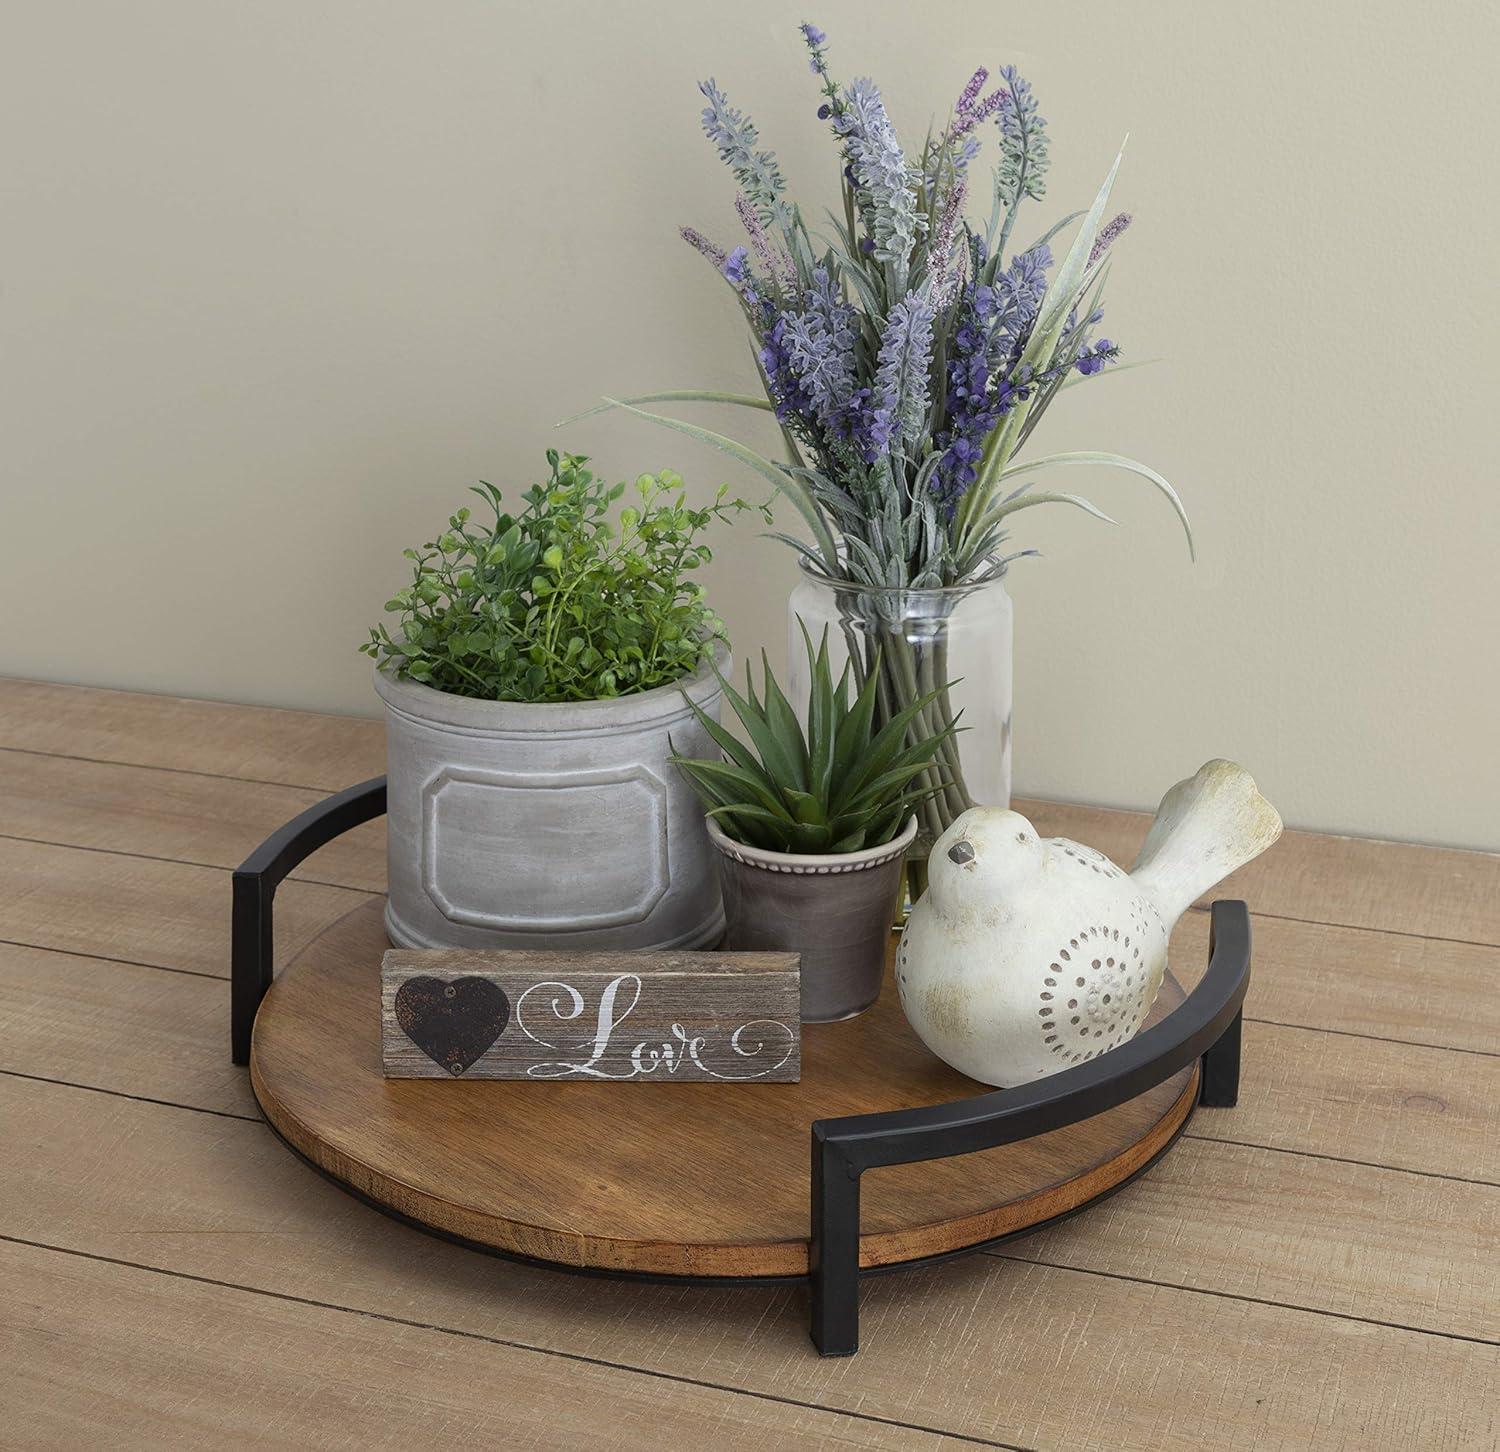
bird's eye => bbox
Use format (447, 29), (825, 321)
(947, 840), (976, 865)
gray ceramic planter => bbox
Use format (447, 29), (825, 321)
(375, 645), (728, 952)
(705, 815), (917, 1022)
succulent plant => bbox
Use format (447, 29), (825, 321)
(671, 624), (958, 854)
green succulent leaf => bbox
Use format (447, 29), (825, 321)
(672, 757), (791, 820)
(758, 649), (811, 791)
(783, 788), (828, 827)
(835, 683), (955, 809)
(705, 804), (798, 852)
(717, 670), (805, 791)
(673, 692), (764, 779)
(801, 621), (837, 804)
(830, 657), (882, 797)
(672, 621), (959, 855)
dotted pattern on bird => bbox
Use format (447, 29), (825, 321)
(1057, 841), (1127, 880)
(1035, 908), (1161, 1068)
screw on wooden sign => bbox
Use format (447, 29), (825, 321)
(381, 949), (801, 1082)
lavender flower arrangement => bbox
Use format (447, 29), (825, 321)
(576, 23), (1195, 854)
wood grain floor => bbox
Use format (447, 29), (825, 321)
(0, 677), (1495, 1450)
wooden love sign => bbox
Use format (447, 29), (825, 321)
(381, 948), (801, 1083)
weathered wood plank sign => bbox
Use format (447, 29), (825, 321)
(381, 949), (801, 1082)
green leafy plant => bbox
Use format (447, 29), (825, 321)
(362, 450), (762, 702)
(671, 624), (959, 854)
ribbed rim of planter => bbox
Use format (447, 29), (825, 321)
(705, 814), (917, 875)
(374, 640), (729, 732)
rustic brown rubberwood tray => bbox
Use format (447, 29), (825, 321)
(251, 894), (1197, 1276)
(232, 778), (1247, 1354)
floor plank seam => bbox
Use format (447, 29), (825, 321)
(980, 1252), (1500, 1347)
(0, 743), (348, 797)
(8, 1076), (1495, 1349)
(1179, 1131), (1500, 1188)
(0, 832), (373, 894)
(0, 1069), (260, 1124)
(0, 1233), (1031, 1451)
(0, 937), (223, 981)
(1244, 1016), (1500, 1060)
(1184, 899), (1500, 952)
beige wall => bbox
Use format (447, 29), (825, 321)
(3, 1), (1497, 848)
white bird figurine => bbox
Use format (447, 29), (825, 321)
(897, 760), (1282, 1086)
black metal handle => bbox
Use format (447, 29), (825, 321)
(809, 899), (1251, 1355)
(230, 776), (387, 1064)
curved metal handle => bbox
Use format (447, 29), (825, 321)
(810, 900), (1251, 1355)
(231, 776), (387, 1065)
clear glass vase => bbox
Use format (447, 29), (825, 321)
(786, 560), (1013, 903)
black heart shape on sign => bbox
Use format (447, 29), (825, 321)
(394, 976), (511, 1076)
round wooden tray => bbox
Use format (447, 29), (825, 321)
(251, 898), (1198, 1280)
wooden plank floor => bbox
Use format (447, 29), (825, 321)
(1, 678), (1495, 1450)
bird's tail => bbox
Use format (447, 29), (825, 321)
(1130, 760), (1282, 924)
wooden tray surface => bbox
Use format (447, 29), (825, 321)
(251, 898), (1197, 1278)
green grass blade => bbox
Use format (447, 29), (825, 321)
(999, 450), (1194, 559)
(1026, 209), (1085, 254)
(961, 145), (1125, 538)
(555, 391), (774, 428)
(599, 399), (842, 572)
(1058, 358), (1160, 390)
(974, 489), (1118, 532)
(1025, 145), (1126, 377)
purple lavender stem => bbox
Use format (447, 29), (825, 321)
(955, 67), (989, 114)
(735, 192), (796, 291)
(1087, 212), (1133, 268)
(930, 177), (968, 304)
(680, 226), (728, 271)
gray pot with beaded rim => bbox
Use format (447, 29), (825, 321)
(704, 814), (917, 1022)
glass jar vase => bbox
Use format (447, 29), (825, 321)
(786, 561), (1014, 900)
